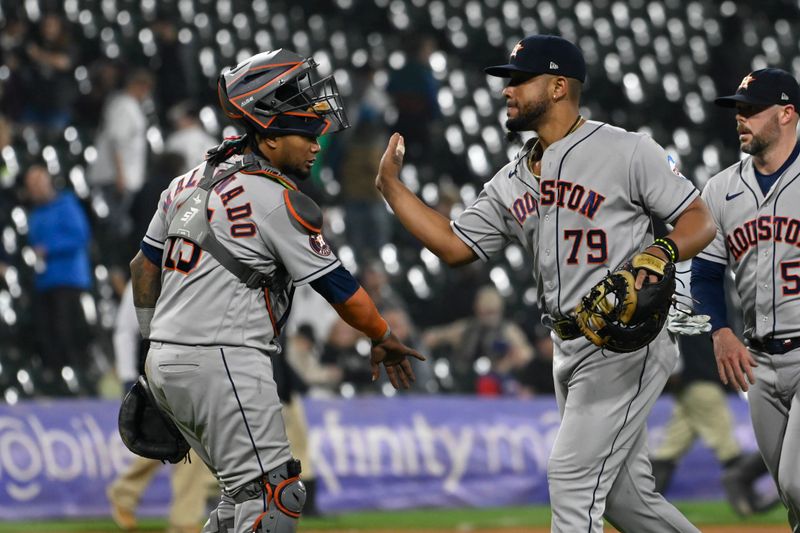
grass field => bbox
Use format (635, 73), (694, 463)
(0, 501), (789, 533)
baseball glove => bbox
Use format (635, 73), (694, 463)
(574, 251), (676, 353)
(118, 376), (190, 464)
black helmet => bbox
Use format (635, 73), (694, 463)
(218, 49), (349, 138)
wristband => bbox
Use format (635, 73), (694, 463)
(135, 307), (155, 339)
(652, 237), (679, 262)
(371, 325), (392, 346)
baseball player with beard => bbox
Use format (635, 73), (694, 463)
(692, 68), (800, 532)
(129, 50), (424, 533)
(377, 35), (715, 532)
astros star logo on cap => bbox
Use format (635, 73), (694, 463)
(510, 41), (523, 58)
(738, 73), (755, 90)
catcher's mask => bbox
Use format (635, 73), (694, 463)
(218, 49), (349, 138)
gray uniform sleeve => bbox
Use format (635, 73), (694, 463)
(260, 206), (340, 286)
(630, 135), (699, 224)
(696, 180), (728, 265)
(142, 187), (171, 252)
(451, 186), (512, 262)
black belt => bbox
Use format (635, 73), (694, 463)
(544, 315), (583, 341)
(746, 336), (800, 355)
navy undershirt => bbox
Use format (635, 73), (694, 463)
(754, 141), (800, 195)
(310, 265), (360, 303)
(691, 257), (728, 332)
(141, 241), (162, 266)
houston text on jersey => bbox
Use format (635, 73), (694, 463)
(727, 215), (800, 261)
(539, 179), (606, 220)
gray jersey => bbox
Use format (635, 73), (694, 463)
(454, 120), (701, 533)
(143, 155), (340, 351)
(454, 120), (698, 321)
(537, 121), (697, 318)
(698, 155), (800, 339)
(453, 138), (539, 276)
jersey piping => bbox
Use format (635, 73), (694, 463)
(664, 190), (697, 223)
(294, 259), (340, 284)
(587, 345), (651, 531)
(452, 222), (490, 261)
(554, 122), (606, 317)
(770, 169), (800, 336)
(738, 162), (760, 205)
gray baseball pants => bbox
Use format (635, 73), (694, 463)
(145, 342), (292, 533)
(548, 332), (700, 532)
(748, 346), (800, 532)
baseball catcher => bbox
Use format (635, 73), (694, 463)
(575, 249), (676, 352)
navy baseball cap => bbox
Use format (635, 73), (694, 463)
(715, 68), (800, 109)
(484, 35), (586, 83)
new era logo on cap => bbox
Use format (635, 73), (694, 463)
(549, 61), (559, 69)
(782, 92), (789, 101)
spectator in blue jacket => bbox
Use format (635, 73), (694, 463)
(25, 165), (92, 394)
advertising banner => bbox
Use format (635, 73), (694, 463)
(0, 395), (762, 519)
(305, 395), (761, 512)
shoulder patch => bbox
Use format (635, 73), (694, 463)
(283, 189), (323, 233)
(667, 154), (686, 179)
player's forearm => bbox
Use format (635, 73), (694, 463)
(331, 286), (388, 341)
(130, 250), (162, 308)
(664, 197), (715, 260)
(379, 178), (475, 266)
(691, 256), (730, 332)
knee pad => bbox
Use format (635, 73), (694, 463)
(246, 459), (306, 533)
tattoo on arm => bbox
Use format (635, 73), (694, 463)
(130, 250), (162, 308)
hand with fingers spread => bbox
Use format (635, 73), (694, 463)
(370, 331), (426, 390)
(711, 327), (757, 392)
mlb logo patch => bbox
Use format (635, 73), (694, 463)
(667, 154), (686, 178)
(309, 233), (331, 256)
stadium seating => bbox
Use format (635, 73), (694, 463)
(1, 0), (798, 398)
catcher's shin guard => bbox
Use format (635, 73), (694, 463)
(235, 459), (306, 533)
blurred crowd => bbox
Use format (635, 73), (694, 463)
(0, 6), (555, 401)
(1, 0), (797, 403)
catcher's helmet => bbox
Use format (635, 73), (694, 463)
(218, 49), (349, 138)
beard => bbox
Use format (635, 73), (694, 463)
(740, 114), (780, 156)
(506, 98), (550, 132)
(741, 135), (770, 156)
(291, 165), (311, 179)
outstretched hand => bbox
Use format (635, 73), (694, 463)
(370, 331), (426, 389)
(375, 133), (405, 193)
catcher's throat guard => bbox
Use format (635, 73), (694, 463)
(574, 253), (676, 353)
(118, 376), (190, 464)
